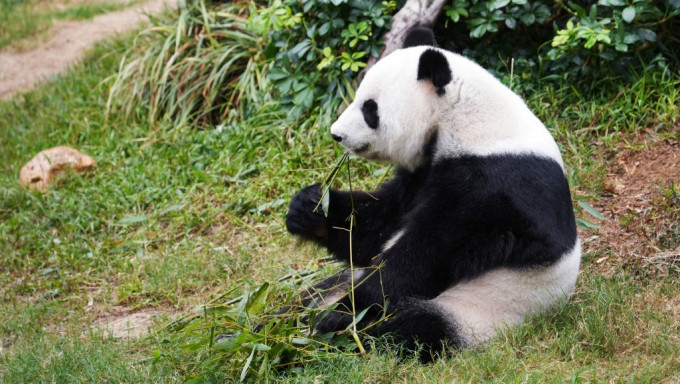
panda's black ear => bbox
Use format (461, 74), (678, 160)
(403, 26), (437, 48)
(417, 49), (452, 96)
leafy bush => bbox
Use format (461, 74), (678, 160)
(255, 0), (394, 119)
(548, 1), (680, 71)
(439, 0), (680, 84)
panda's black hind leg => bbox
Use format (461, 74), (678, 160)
(376, 301), (461, 363)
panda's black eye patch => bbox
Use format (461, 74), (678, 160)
(361, 99), (379, 129)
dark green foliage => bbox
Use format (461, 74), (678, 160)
(438, 0), (680, 83)
(259, 0), (394, 118)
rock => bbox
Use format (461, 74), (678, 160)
(19, 146), (95, 190)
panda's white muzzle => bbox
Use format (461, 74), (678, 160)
(330, 106), (375, 156)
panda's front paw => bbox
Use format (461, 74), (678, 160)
(286, 183), (328, 241)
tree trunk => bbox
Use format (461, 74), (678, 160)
(364, 0), (447, 73)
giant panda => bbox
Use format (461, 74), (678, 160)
(284, 27), (580, 360)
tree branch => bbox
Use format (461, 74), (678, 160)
(364, 0), (447, 73)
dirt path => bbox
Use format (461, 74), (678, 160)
(0, 0), (175, 100)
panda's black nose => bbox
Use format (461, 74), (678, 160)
(331, 134), (343, 142)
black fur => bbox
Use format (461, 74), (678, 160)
(377, 299), (461, 362)
(361, 99), (379, 129)
(286, 153), (576, 353)
(286, 184), (328, 242)
(417, 49), (452, 96)
(402, 26), (438, 48)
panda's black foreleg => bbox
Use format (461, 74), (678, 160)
(286, 183), (401, 267)
(313, 294), (458, 362)
(313, 292), (461, 362)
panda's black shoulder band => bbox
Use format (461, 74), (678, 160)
(417, 49), (452, 96)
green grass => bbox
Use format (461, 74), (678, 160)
(1, 17), (680, 383)
(0, 0), (144, 51)
(0, 302), (178, 383)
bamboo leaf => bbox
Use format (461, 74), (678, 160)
(213, 331), (249, 352)
(345, 306), (370, 330)
(578, 201), (604, 220)
(240, 348), (256, 382)
(575, 218), (600, 229)
(245, 343), (272, 351)
(247, 282), (270, 314)
(321, 186), (330, 217)
(291, 337), (312, 345)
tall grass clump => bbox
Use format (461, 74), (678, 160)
(107, 1), (265, 126)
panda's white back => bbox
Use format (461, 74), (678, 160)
(433, 49), (564, 169)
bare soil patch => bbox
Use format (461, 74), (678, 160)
(0, 0), (175, 99)
(582, 133), (680, 273)
(94, 306), (177, 339)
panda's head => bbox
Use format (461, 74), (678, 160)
(330, 28), (563, 170)
(330, 42), (459, 170)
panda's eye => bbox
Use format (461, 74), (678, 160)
(361, 99), (379, 129)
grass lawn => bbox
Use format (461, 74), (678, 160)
(1, 24), (680, 384)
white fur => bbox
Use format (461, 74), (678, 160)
(433, 239), (581, 347)
(382, 229), (406, 252)
(330, 47), (563, 170)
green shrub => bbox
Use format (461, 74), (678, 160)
(438, 0), (680, 86)
(256, 0), (394, 119)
